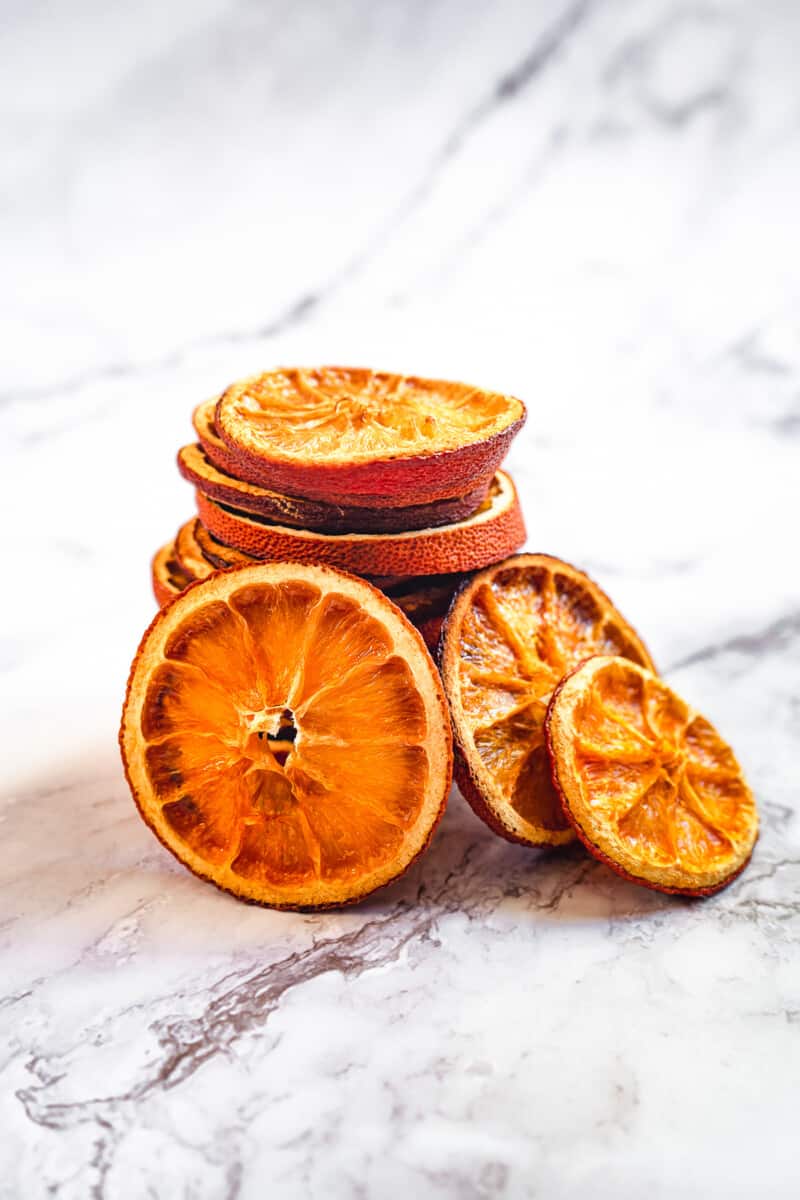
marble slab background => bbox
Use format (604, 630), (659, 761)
(1, 1), (799, 1197)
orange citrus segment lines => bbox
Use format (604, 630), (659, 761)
(439, 554), (655, 848)
(546, 656), (758, 894)
(121, 563), (452, 909)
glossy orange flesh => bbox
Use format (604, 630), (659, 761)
(546, 657), (758, 894)
(440, 555), (655, 847)
(122, 564), (452, 908)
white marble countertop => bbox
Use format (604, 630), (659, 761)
(2, 2), (799, 1196)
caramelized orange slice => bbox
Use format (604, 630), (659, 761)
(194, 471), (525, 577)
(546, 656), (758, 894)
(213, 367), (526, 504)
(121, 563), (453, 909)
(439, 554), (654, 846)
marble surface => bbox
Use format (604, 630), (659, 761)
(2, 1), (799, 1196)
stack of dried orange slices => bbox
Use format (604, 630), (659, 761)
(123, 367), (757, 910)
(152, 366), (528, 649)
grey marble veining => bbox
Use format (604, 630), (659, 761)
(1, 1), (799, 1196)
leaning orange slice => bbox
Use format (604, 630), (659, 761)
(194, 471), (525, 577)
(439, 554), (654, 846)
(178, 518), (464, 639)
(120, 563), (453, 909)
(213, 367), (526, 504)
(174, 519), (216, 581)
(178, 442), (492, 533)
(190, 520), (464, 621)
(151, 541), (196, 608)
(545, 656), (758, 894)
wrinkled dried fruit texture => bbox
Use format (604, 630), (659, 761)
(141, 582), (432, 885)
(558, 658), (757, 889)
(218, 367), (519, 462)
(193, 520), (254, 570)
(456, 560), (652, 841)
(193, 472), (525, 578)
(152, 541), (197, 608)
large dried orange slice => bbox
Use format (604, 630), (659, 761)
(121, 563), (453, 909)
(545, 656), (758, 894)
(178, 442), (492, 533)
(213, 367), (526, 504)
(194, 471), (525, 577)
(439, 554), (654, 846)
(196, 396), (482, 512)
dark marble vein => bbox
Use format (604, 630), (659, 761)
(14, 845), (477, 1134)
(1, 1), (592, 415)
(729, 333), (794, 377)
(640, 86), (727, 128)
(0, 293), (318, 410)
(667, 609), (800, 673)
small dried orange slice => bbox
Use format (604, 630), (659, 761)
(192, 520), (254, 571)
(187, 519), (464, 633)
(213, 367), (526, 505)
(194, 471), (525, 577)
(178, 442), (492, 533)
(151, 541), (196, 608)
(121, 562), (453, 909)
(439, 554), (654, 846)
(174, 519), (215, 581)
(545, 656), (758, 894)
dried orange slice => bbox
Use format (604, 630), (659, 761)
(189, 519), (464, 631)
(545, 656), (758, 894)
(174, 519), (215, 581)
(193, 399), (255, 482)
(439, 554), (654, 846)
(195, 398), (496, 512)
(213, 367), (526, 504)
(192, 519), (254, 571)
(151, 541), (196, 608)
(121, 562), (453, 909)
(194, 471), (525, 577)
(178, 442), (492, 533)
